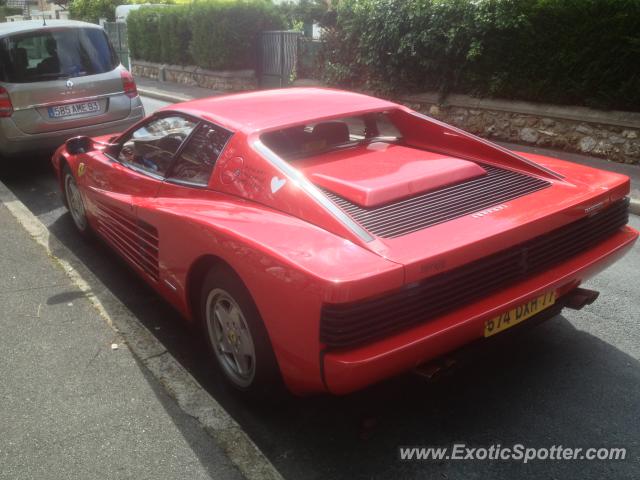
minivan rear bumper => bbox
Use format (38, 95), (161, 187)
(0, 102), (144, 156)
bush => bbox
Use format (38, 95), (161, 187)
(322, 0), (640, 111)
(158, 6), (192, 65)
(127, 7), (163, 63)
(69, 0), (125, 22)
(128, 0), (283, 70)
(69, 0), (177, 23)
(189, 1), (283, 70)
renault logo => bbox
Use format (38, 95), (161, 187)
(66, 79), (74, 89)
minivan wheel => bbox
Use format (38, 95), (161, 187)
(63, 165), (90, 235)
(200, 264), (286, 399)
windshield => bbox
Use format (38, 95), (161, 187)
(0, 27), (119, 83)
(260, 112), (403, 160)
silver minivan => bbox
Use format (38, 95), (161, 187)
(0, 20), (144, 157)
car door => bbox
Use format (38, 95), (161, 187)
(138, 121), (233, 298)
(82, 114), (198, 283)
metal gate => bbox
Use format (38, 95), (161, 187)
(104, 22), (130, 71)
(259, 31), (301, 88)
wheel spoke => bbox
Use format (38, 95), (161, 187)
(237, 328), (254, 356)
(214, 303), (229, 325)
(218, 334), (234, 354)
(233, 352), (251, 375)
(212, 309), (233, 354)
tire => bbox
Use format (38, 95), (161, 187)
(62, 164), (92, 238)
(200, 264), (286, 399)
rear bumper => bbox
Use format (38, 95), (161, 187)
(321, 226), (638, 395)
(0, 102), (144, 157)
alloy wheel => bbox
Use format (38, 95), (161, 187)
(205, 288), (257, 388)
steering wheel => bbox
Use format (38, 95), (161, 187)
(158, 133), (187, 153)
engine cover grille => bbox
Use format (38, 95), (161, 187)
(320, 198), (630, 348)
(322, 164), (551, 238)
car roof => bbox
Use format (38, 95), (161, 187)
(0, 19), (103, 37)
(162, 88), (398, 134)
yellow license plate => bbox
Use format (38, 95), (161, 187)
(484, 291), (557, 337)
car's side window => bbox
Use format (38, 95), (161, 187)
(118, 116), (197, 177)
(167, 122), (232, 186)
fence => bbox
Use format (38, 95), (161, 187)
(259, 30), (301, 88)
(104, 22), (129, 71)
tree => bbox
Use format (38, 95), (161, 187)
(48, 0), (70, 10)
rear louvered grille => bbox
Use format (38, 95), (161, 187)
(322, 165), (550, 238)
(94, 201), (160, 281)
(320, 198), (630, 348)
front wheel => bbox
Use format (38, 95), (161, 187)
(200, 264), (285, 399)
(63, 165), (91, 237)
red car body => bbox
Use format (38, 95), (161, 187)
(52, 88), (638, 395)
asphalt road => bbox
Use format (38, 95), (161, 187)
(1, 95), (639, 479)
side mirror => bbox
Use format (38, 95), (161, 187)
(65, 136), (93, 155)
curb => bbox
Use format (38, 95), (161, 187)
(138, 87), (193, 104)
(631, 198), (640, 216)
(0, 181), (284, 480)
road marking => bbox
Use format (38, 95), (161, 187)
(0, 181), (284, 480)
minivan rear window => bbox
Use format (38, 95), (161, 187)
(0, 27), (118, 83)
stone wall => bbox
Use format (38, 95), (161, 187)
(401, 93), (640, 164)
(131, 60), (257, 92)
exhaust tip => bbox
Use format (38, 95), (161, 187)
(564, 287), (600, 310)
(414, 358), (457, 381)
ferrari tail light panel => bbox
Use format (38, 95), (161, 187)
(320, 198), (630, 348)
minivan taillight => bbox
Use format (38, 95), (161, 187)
(0, 86), (13, 117)
(121, 70), (138, 98)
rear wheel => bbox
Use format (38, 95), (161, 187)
(63, 165), (91, 236)
(200, 264), (286, 398)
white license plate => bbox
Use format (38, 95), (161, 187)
(48, 101), (100, 118)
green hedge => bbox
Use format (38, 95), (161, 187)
(70, 0), (130, 23)
(322, 0), (640, 111)
(69, 0), (178, 23)
(0, 6), (23, 21)
(158, 5), (192, 66)
(128, 7), (163, 63)
(128, 0), (283, 70)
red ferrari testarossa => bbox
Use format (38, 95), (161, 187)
(52, 88), (638, 396)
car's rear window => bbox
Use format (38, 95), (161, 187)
(260, 112), (402, 159)
(0, 27), (118, 83)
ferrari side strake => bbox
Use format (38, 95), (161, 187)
(52, 88), (638, 396)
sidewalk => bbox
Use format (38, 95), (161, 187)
(137, 78), (225, 103)
(137, 77), (640, 214)
(0, 201), (244, 480)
